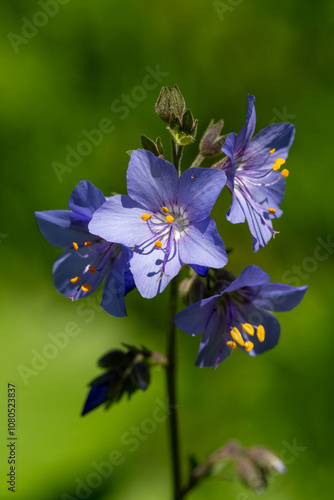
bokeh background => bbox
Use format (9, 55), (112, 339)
(1, 0), (333, 498)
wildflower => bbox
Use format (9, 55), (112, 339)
(220, 95), (295, 251)
(174, 265), (307, 367)
(35, 181), (134, 317)
(89, 149), (228, 298)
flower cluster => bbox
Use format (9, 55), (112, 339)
(36, 90), (306, 370)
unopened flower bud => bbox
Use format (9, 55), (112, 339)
(237, 458), (266, 493)
(211, 156), (228, 169)
(200, 119), (227, 157)
(188, 277), (206, 305)
(98, 349), (130, 368)
(247, 447), (287, 475)
(179, 276), (205, 304)
(155, 85), (185, 124)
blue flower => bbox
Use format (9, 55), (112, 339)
(89, 150), (228, 299)
(35, 180), (134, 317)
(221, 95), (295, 252)
(174, 265), (307, 368)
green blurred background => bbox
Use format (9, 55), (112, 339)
(1, 0), (333, 498)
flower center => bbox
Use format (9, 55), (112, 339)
(140, 205), (190, 279)
(213, 294), (266, 367)
(69, 240), (117, 299)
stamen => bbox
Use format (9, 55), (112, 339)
(242, 323), (254, 336)
(244, 341), (254, 352)
(269, 148), (276, 154)
(166, 215), (174, 223)
(273, 158), (285, 171)
(281, 169), (289, 177)
(141, 214), (153, 221)
(226, 340), (237, 351)
(162, 207), (169, 213)
(257, 325), (265, 342)
(73, 242), (79, 251)
(84, 241), (92, 247)
(268, 208), (276, 214)
(191, 175), (194, 179)
(230, 327), (245, 346)
(88, 265), (95, 273)
(81, 284), (92, 292)
(155, 240), (163, 248)
(70, 276), (81, 284)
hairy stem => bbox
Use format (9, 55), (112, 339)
(172, 142), (184, 177)
(190, 153), (204, 169)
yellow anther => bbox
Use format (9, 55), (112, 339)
(273, 158), (286, 171)
(166, 215), (174, 223)
(70, 276), (81, 284)
(88, 265), (95, 273)
(155, 240), (163, 248)
(269, 148), (276, 154)
(84, 241), (92, 247)
(141, 214), (153, 221)
(268, 208), (276, 214)
(281, 169), (289, 178)
(242, 323), (254, 336)
(257, 325), (265, 342)
(244, 341), (254, 353)
(81, 284), (92, 292)
(162, 207), (169, 213)
(72, 242), (79, 251)
(231, 327), (245, 346)
(226, 341), (237, 351)
(191, 175), (194, 179)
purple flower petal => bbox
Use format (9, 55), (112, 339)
(226, 193), (246, 224)
(101, 252), (130, 318)
(178, 218), (228, 269)
(235, 94), (256, 153)
(127, 149), (178, 212)
(81, 384), (109, 416)
(233, 192), (275, 252)
(177, 167), (226, 221)
(89, 195), (153, 247)
(240, 305), (281, 356)
(68, 180), (106, 219)
(35, 210), (91, 249)
(174, 295), (219, 336)
(130, 237), (182, 299)
(189, 264), (209, 277)
(254, 283), (308, 312)
(223, 265), (270, 294)
(196, 310), (232, 367)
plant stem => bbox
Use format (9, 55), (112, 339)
(172, 142), (184, 177)
(166, 275), (182, 500)
(190, 153), (204, 169)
